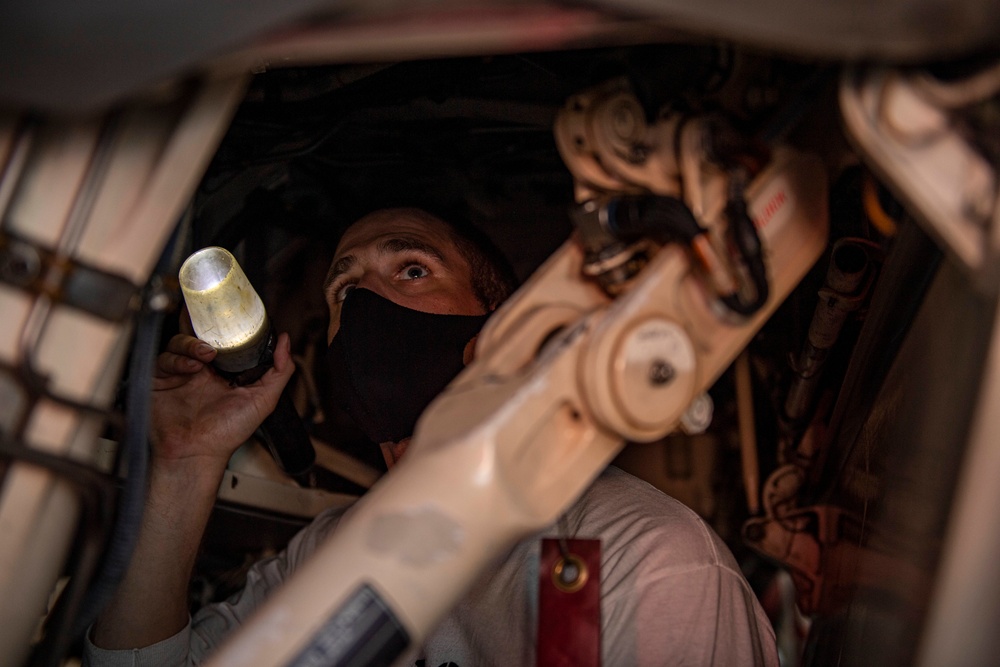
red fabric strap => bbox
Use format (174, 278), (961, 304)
(536, 538), (601, 667)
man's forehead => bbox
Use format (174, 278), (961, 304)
(335, 211), (456, 256)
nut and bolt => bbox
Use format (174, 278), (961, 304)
(648, 360), (676, 385)
(680, 392), (714, 435)
(627, 143), (649, 164)
(0, 242), (41, 286)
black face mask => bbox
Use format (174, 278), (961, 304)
(326, 288), (489, 444)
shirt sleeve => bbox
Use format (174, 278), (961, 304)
(83, 626), (194, 667)
(622, 560), (779, 667)
(82, 504), (347, 667)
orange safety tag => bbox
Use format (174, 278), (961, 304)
(536, 537), (601, 667)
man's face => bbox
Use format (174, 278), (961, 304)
(324, 211), (486, 344)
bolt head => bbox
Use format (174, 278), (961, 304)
(627, 143), (649, 164)
(648, 360), (676, 385)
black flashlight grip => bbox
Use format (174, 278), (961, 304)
(260, 388), (316, 480)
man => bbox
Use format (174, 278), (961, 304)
(85, 207), (778, 665)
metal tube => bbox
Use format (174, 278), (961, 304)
(783, 239), (874, 426)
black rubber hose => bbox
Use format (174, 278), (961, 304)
(260, 389), (317, 482)
(605, 195), (706, 244)
(720, 188), (770, 316)
(69, 299), (162, 639)
(67, 223), (186, 641)
(606, 192), (769, 317)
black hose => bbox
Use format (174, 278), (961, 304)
(604, 192), (769, 317)
(62, 220), (190, 645)
(260, 389), (317, 482)
(720, 186), (770, 316)
(18, 273), (164, 666)
(606, 195), (706, 244)
(69, 299), (162, 639)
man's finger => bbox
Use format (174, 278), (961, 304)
(165, 333), (217, 362)
(155, 351), (206, 378)
(271, 332), (293, 375)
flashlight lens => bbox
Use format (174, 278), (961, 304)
(180, 248), (235, 292)
(179, 247), (268, 355)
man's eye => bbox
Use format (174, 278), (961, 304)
(400, 264), (429, 280)
(336, 283), (356, 302)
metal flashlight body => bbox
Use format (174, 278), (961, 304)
(179, 246), (315, 479)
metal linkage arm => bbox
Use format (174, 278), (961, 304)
(207, 146), (828, 667)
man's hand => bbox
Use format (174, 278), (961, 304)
(150, 332), (295, 473)
(91, 331), (295, 651)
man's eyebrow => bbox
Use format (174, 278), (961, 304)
(324, 255), (355, 292)
(378, 236), (446, 263)
(323, 236), (447, 293)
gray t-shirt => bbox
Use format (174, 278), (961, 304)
(84, 466), (778, 666)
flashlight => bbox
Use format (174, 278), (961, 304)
(179, 246), (315, 480)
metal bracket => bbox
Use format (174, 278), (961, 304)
(0, 229), (141, 322)
(840, 64), (1000, 290)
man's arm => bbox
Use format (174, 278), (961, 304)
(90, 333), (294, 650)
